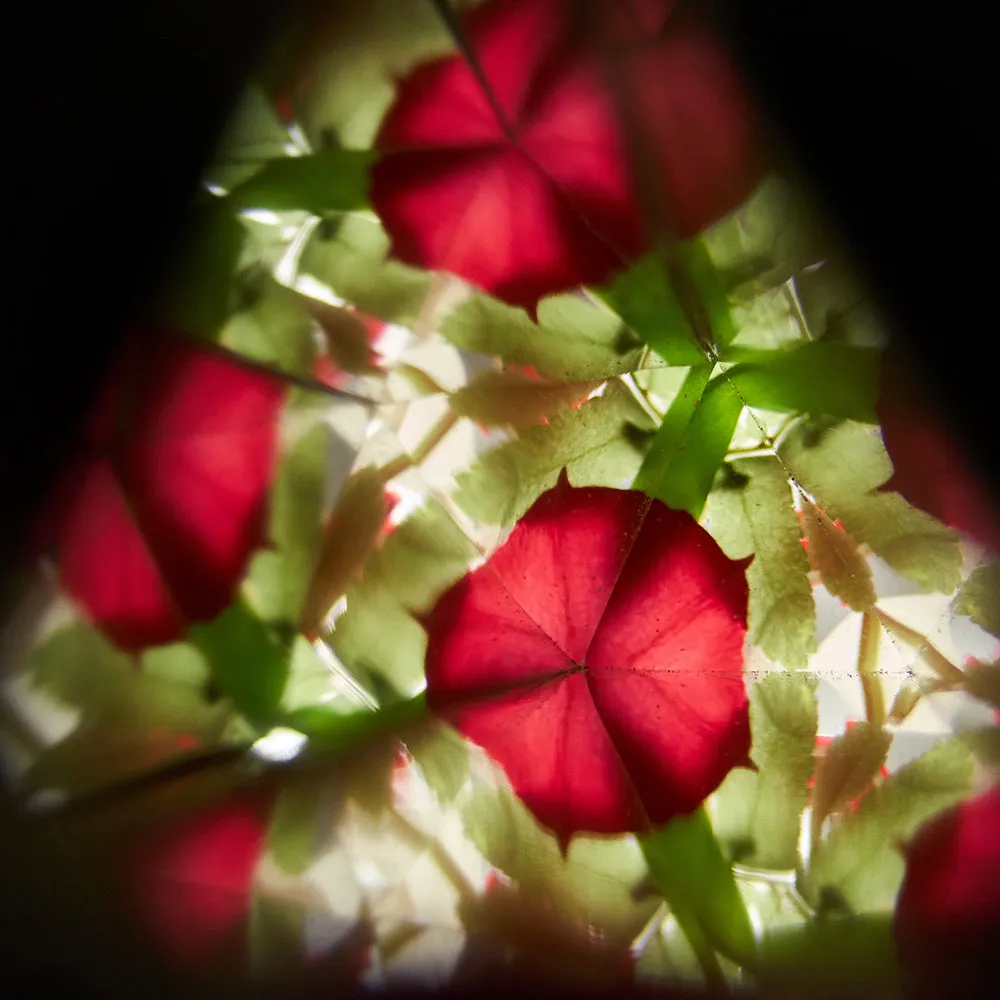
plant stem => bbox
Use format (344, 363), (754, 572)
(874, 608), (965, 684)
(378, 410), (459, 482)
(857, 611), (886, 727)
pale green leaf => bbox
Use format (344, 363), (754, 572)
(795, 260), (885, 347)
(454, 381), (653, 527)
(300, 467), (391, 635)
(700, 174), (828, 295)
(449, 370), (599, 428)
(220, 275), (315, 377)
(747, 673), (819, 868)
(811, 723), (891, 836)
(294, 0), (461, 149)
(955, 562), (1000, 637)
(330, 500), (477, 695)
(701, 474), (755, 561)
(268, 777), (331, 877)
(708, 766), (759, 864)
(800, 499), (876, 611)
(405, 723), (470, 804)
(298, 214), (431, 325)
(440, 292), (642, 380)
(246, 423), (328, 626)
(961, 660), (1000, 709)
(463, 784), (658, 947)
(206, 85), (291, 191)
(738, 456), (817, 668)
(783, 421), (962, 593)
(806, 738), (974, 912)
(23, 625), (230, 797)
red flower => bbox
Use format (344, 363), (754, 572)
(128, 793), (271, 967)
(39, 333), (286, 651)
(423, 475), (751, 847)
(894, 785), (1000, 990)
(878, 347), (1000, 551)
(371, 0), (759, 313)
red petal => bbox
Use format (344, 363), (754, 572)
(895, 786), (1000, 981)
(424, 479), (749, 843)
(371, 0), (759, 313)
(132, 795), (271, 965)
(52, 334), (286, 650)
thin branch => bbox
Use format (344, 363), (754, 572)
(874, 608), (966, 684)
(430, 0), (515, 141)
(857, 611), (886, 727)
(195, 338), (378, 408)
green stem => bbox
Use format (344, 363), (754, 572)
(858, 611), (886, 727)
(874, 608), (965, 684)
(379, 411), (459, 482)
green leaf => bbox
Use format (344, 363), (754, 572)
(440, 292), (643, 380)
(811, 723), (891, 837)
(727, 343), (881, 421)
(747, 673), (819, 868)
(22, 625), (230, 797)
(738, 456), (817, 668)
(961, 660), (1000, 709)
(205, 85), (292, 191)
(246, 423), (328, 626)
(294, 0), (459, 149)
(640, 374), (743, 518)
(154, 202), (246, 339)
(640, 807), (756, 967)
(955, 562), (1000, 637)
(800, 499), (876, 611)
(600, 248), (724, 365)
(248, 893), (308, 978)
(454, 381), (653, 527)
(806, 738), (974, 912)
(189, 598), (290, 729)
(700, 174), (828, 295)
(268, 777), (330, 876)
(330, 500), (477, 694)
(795, 260), (884, 347)
(449, 370), (600, 428)
(302, 295), (379, 375)
(633, 364), (712, 497)
(300, 467), (391, 635)
(701, 471), (755, 560)
(463, 784), (658, 948)
(757, 914), (898, 995)
(298, 213), (431, 325)
(405, 723), (470, 804)
(227, 149), (375, 214)
(783, 421), (962, 593)
(220, 274), (315, 377)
